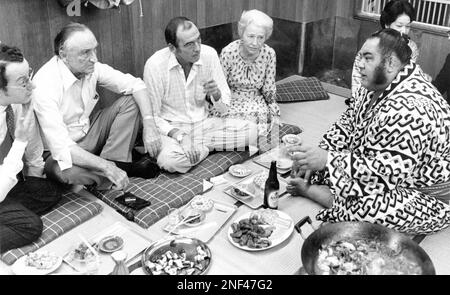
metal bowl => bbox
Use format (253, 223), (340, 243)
(141, 236), (212, 275)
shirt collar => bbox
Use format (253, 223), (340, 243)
(56, 56), (80, 90)
(168, 49), (204, 71)
(0, 105), (6, 114)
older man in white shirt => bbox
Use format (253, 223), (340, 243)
(144, 17), (257, 173)
(0, 44), (64, 253)
(33, 23), (162, 191)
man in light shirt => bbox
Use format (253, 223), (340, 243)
(0, 44), (64, 253)
(33, 23), (162, 191)
(144, 17), (257, 173)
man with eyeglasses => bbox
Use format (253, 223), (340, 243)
(143, 16), (258, 173)
(286, 29), (450, 235)
(0, 44), (65, 253)
(33, 22), (162, 192)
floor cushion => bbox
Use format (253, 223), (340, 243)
(1, 192), (103, 265)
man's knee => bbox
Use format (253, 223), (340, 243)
(157, 151), (191, 174)
(116, 95), (138, 114)
(44, 158), (99, 186)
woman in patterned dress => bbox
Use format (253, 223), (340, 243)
(351, 0), (420, 98)
(220, 9), (280, 138)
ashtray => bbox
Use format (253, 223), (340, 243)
(98, 235), (124, 253)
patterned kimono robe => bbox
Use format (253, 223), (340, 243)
(316, 61), (450, 235)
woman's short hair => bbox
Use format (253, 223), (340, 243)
(54, 22), (90, 56)
(237, 9), (273, 40)
(380, 0), (416, 29)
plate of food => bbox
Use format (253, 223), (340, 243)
(142, 237), (211, 275)
(229, 164), (252, 178)
(63, 242), (99, 274)
(230, 183), (255, 200)
(228, 209), (294, 252)
(180, 208), (206, 227)
(98, 235), (124, 253)
(12, 251), (62, 275)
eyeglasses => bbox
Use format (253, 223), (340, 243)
(7, 68), (34, 89)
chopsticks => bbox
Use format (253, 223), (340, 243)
(164, 214), (199, 238)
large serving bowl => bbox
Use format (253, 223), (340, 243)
(141, 236), (211, 275)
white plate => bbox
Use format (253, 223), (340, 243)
(229, 165), (252, 178)
(227, 211), (294, 252)
(12, 252), (62, 275)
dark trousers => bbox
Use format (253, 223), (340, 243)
(0, 177), (64, 254)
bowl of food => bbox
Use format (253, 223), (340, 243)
(142, 237), (211, 275)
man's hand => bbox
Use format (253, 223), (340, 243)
(179, 134), (202, 165)
(290, 160), (312, 183)
(15, 102), (35, 142)
(101, 160), (129, 190)
(288, 144), (328, 172)
(142, 118), (162, 158)
(203, 79), (221, 101)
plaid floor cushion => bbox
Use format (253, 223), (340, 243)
(276, 76), (329, 103)
(93, 174), (204, 229)
(189, 150), (250, 180)
(1, 192), (103, 265)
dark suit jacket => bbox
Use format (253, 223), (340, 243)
(433, 53), (450, 98)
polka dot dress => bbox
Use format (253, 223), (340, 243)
(220, 40), (280, 136)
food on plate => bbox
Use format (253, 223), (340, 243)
(282, 134), (301, 145)
(229, 213), (275, 249)
(144, 247), (210, 275)
(316, 239), (422, 275)
(24, 251), (60, 270)
(181, 208), (205, 226)
(229, 165), (251, 177)
(190, 195), (214, 211)
(253, 172), (268, 190)
(71, 243), (96, 261)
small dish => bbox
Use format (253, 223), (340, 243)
(98, 235), (124, 253)
(253, 172), (268, 190)
(230, 183), (255, 200)
(190, 195), (214, 212)
(229, 165), (252, 178)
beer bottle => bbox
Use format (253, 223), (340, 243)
(263, 161), (280, 209)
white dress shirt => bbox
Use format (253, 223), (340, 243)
(143, 44), (231, 136)
(33, 56), (147, 171)
(0, 104), (45, 202)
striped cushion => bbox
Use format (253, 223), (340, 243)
(1, 192), (103, 265)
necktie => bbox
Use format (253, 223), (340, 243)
(5, 105), (25, 181)
(5, 105), (15, 139)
